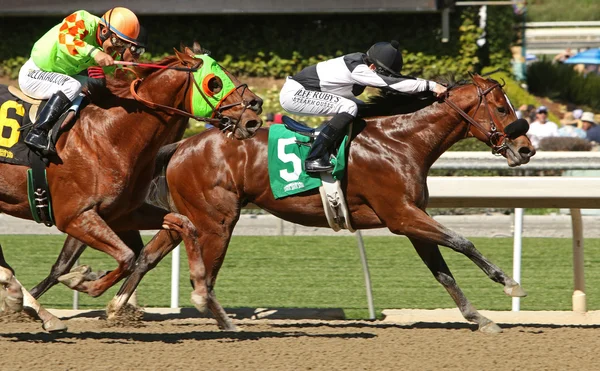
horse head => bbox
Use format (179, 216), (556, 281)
(446, 74), (535, 167)
(131, 46), (262, 140)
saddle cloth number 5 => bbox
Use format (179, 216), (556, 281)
(0, 100), (25, 148)
(277, 137), (302, 182)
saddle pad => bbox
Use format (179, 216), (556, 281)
(267, 124), (348, 199)
(0, 86), (36, 166)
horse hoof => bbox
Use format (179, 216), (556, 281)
(191, 293), (208, 313)
(71, 265), (92, 275)
(57, 271), (86, 289)
(504, 284), (527, 298)
(43, 318), (68, 332)
(479, 322), (503, 334)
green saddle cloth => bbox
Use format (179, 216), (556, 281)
(267, 124), (348, 199)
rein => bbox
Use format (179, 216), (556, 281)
(442, 82), (507, 154)
(128, 60), (251, 130)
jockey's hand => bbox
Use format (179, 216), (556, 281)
(432, 83), (447, 98)
(94, 51), (115, 67)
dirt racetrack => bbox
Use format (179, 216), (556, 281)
(0, 312), (597, 371)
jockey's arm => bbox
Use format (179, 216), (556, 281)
(350, 65), (444, 96)
(56, 10), (104, 62)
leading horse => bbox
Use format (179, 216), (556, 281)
(0, 46), (262, 330)
(129, 73), (534, 333)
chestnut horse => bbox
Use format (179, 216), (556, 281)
(130, 73), (534, 333)
(0, 46), (262, 330)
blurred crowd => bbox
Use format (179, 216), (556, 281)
(516, 104), (599, 150)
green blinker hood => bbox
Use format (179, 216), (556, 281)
(189, 54), (237, 118)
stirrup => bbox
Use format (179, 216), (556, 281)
(25, 132), (55, 155)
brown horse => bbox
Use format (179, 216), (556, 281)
(0, 46), (262, 330)
(122, 73), (534, 333)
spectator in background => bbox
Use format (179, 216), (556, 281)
(558, 108), (586, 139)
(527, 106), (559, 149)
(582, 112), (600, 143)
(557, 120), (587, 139)
(516, 104), (536, 123)
(553, 48), (575, 63)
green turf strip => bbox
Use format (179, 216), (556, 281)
(2, 235), (599, 319)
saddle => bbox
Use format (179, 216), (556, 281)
(280, 116), (355, 232)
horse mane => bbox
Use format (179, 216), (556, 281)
(358, 76), (470, 118)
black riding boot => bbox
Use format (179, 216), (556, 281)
(305, 112), (353, 173)
(24, 91), (71, 155)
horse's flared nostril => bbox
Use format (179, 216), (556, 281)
(519, 146), (535, 158)
(246, 120), (262, 132)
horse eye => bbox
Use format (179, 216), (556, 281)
(497, 107), (507, 114)
(203, 76), (223, 94)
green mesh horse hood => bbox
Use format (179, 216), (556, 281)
(189, 54), (236, 118)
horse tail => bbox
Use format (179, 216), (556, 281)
(148, 142), (181, 211)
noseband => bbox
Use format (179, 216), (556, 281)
(442, 81), (508, 154)
(129, 60), (255, 134)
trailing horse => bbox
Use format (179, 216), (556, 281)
(0, 46), (262, 331)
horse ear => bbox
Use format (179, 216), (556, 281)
(174, 48), (188, 63)
(183, 47), (195, 58)
(192, 42), (203, 54)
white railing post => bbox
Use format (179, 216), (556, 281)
(512, 208), (524, 312)
(170, 244), (180, 308)
(73, 259), (79, 310)
(355, 231), (375, 320)
(570, 208), (586, 312)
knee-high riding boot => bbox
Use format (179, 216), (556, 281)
(24, 90), (71, 155)
(304, 112), (353, 173)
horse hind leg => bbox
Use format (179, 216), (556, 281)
(409, 238), (502, 334)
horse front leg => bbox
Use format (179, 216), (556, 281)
(30, 235), (87, 299)
(409, 237), (502, 333)
(1, 245), (66, 332)
(103, 203), (208, 319)
(389, 206), (526, 298)
(51, 231), (145, 298)
(58, 210), (136, 297)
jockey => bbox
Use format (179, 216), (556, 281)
(279, 40), (447, 173)
(18, 7), (142, 154)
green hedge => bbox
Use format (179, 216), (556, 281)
(0, 8), (516, 80)
(526, 61), (600, 111)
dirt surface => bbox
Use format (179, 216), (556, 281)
(0, 314), (597, 371)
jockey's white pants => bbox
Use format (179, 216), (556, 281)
(279, 77), (359, 117)
(18, 58), (84, 101)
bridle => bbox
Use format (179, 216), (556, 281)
(128, 59), (256, 134)
(442, 80), (509, 155)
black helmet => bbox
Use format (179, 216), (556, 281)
(366, 40), (403, 77)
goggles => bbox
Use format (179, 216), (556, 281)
(129, 44), (146, 57)
(110, 35), (130, 53)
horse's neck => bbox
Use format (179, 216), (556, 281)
(66, 73), (187, 162)
(104, 71), (188, 150)
(365, 101), (471, 171)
